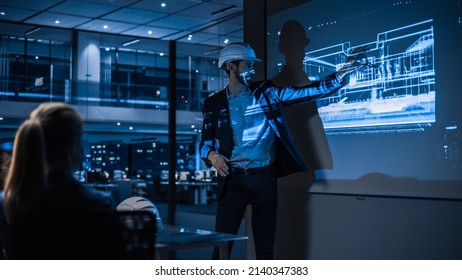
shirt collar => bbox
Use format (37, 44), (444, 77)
(226, 86), (252, 99)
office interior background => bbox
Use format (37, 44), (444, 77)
(1, 0), (462, 259)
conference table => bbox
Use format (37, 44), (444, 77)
(155, 224), (247, 260)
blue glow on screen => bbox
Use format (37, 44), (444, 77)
(267, 0), (462, 181)
(308, 20), (435, 133)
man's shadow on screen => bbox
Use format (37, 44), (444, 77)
(271, 20), (333, 259)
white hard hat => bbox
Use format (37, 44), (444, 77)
(117, 196), (163, 228)
(218, 42), (262, 69)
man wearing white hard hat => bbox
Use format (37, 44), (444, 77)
(200, 42), (366, 259)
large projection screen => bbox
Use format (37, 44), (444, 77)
(266, 0), (462, 192)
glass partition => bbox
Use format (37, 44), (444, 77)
(96, 47), (170, 109)
(0, 19), (240, 205)
(0, 35), (71, 103)
(1, 28), (231, 113)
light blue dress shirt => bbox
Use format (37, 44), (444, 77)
(227, 89), (275, 168)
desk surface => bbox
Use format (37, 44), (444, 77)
(156, 224), (247, 257)
(159, 181), (216, 186)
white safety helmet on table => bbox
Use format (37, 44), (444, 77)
(117, 196), (163, 229)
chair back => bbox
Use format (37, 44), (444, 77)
(5, 210), (156, 259)
(114, 210), (157, 259)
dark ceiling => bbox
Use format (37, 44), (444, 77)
(0, 0), (243, 53)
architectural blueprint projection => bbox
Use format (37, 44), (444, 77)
(305, 20), (435, 134)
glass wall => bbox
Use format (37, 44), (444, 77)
(0, 23), (238, 206)
(0, 29), (228, 112)
(96, 47), (171, 109)
(96, 46), (224, 111)
(0, 35), (71, 103)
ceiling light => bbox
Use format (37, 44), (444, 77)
(25, 27), (41, 35)
(187, 34), (192, 40)
(54, 20), (60, 24)
(211, 5), (237, 16)
(148, 30), (153, 35)
(103, 25), (108, 29)
(224, 38), (229, 44)
(203, 48), (221, 55)
(122, 38), (140, 46)
(161, 3), (166, 8)
(1, 12), (6, 16)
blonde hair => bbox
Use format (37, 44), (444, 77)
(3, 102), (83, 223)
(3, 119), (46, 222)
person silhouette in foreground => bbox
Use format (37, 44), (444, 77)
(1, 102), (123, 259)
